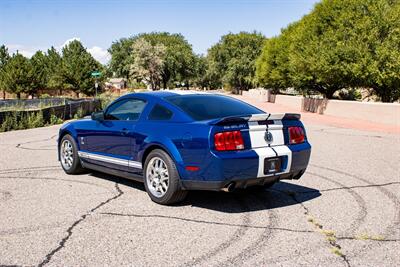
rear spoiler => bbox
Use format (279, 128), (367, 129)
(208, 113), (301, 125)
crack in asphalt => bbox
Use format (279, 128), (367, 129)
(0, 176), (114, 192)
(336, 236), (400, 242)
(0, 166), (60, 175)
(37, 182), (124, 267)
(276, 189), (351, 267)
(296, 181), (400, 194)
(314, 128), (384, 139)
(100, 211), (313, 234)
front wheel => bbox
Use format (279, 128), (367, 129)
(144, 149), (187, 205)
(59, 134), (85, 174)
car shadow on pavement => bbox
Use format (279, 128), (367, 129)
(88, 171), (320, 213)
(183, 182), (321, 213)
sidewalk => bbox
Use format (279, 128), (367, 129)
(229, 94), (400, 134)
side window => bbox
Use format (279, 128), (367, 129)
(105, 99), (146, 121)
(148, 104), (173, 121)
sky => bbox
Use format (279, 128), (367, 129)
(0, 0), (319, 64)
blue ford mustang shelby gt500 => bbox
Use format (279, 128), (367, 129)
(58, 91), (311, 204)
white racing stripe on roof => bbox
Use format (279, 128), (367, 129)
(161, 89), (210, 95)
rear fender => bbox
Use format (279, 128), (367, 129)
(139, 136), (187, 179)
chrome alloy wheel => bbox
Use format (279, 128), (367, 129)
(146, 157), (169, 197)
(60, 139), (74, 170)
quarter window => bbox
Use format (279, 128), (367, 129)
(148, 104), (173, 120)
(105, 99), (146, 121)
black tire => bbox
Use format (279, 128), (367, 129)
(143, 149), (187, 205)
(59, 134), (85, 174)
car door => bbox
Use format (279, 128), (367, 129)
(84, 98), (146, 172)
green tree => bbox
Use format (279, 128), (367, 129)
(192, 55), (209, 89)
(207, 32), (265, 93)
(138, 32), (197, 89)
(61, 40), (103, 97)
(130, 38), (166, 90)
(108, 38), (134, 80)
(28, 51), (48, 98)
(257, 0), (400, 101)
(0, 45), (11, 99)
(355, 0), (400, 102)
(256, 24), (297, 93)
(109, 32), (197, 89)
(1, 53), (32, 99)
(46, 47), (64, 94)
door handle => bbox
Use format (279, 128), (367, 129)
(121, 128), (129, 135)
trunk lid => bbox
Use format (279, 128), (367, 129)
(209, 113), (301, 148)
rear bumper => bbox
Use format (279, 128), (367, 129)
(181, 143), (311, 191)
(180, 169), (306, 191)
(181, 145), (311, 191)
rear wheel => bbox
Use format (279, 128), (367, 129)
(144, 149), (187, 205)
(59, 134), (85, 174)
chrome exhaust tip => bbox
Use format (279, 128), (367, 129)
(222, 182), (235, 192)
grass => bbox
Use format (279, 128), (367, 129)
(356, 233), (385, 241)
(331, 247), (344, 257)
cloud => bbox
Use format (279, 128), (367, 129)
(87, 46), (111, 65)
(61, 37), (81, 48)
(6, 44), (43, 58)
(5, 37), (111, 64)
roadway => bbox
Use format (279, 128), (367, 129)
(0, 99), (399, 266)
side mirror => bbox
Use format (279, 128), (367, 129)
(91, 111), (104, 121)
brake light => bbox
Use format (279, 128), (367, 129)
(289, 126), (305, 144)
(214, 131), (244, 151)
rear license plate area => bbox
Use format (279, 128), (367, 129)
(264, 157), (282, 175)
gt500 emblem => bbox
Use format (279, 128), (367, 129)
(265, 131), (273, 143)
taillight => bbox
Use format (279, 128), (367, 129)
(289, 126), (305, 144)
(214, 131), (244, 151)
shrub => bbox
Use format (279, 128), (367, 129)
(0, 111), (46, 132)
(337, 88), (362, 101)
(73, 107), (85, 119)
(39, 93), (51, 99)
(27, 111), (45, 128)
(98, 92), (117, 109)
(49, 114), (63, 125)
(0, 113), (18, 132)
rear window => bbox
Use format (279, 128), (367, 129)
(148, 104), (173, 120)
(165, 94), (264, 121)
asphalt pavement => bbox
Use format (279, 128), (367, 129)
(0, 111), (399, 266)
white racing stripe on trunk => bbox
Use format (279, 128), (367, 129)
(253, 146), (292, 178)
(249, 113), (285, 121)
(247, 120), (285, 148)
(272, 145), (292, 174)
(253, 147), (277, 178)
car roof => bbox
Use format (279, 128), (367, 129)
(120, 90), (212, 100)
(112, 90), (216, 122)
